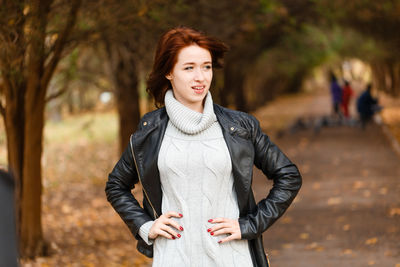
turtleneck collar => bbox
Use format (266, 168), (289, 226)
(164, 90), (217, 135)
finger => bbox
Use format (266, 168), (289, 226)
(218, 233), (240, 244)
(156, 229), (175, 239)
(208, 223), (229, 233)
(165, 211), (184, 219)
(166, 218), (184, 231)
(208, 217), (226, 224)
(160, 224), (181, 239)
(212, 227), (233, 236)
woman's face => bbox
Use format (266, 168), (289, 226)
(166, 44), (213, 112)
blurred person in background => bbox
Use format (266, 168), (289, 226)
(329, 72), (343, 119)
(105, 27), (302, 267)
(357, 83), (382, 129)
(0, 170), (19, 267)
(341, 80), (354, 119)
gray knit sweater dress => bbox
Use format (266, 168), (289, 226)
(138, 90), (253, 267)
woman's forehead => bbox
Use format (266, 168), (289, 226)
(176, 45), (212, 64)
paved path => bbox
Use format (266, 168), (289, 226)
(252, 93), (400, 267)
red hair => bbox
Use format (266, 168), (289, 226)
(146, 27), (228, 107)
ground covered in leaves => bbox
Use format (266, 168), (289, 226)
(0, 87), (399, 266)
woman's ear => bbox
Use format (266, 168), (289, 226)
(165, 74), (172, 80)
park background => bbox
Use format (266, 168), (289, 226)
(0, 0), (400, 266)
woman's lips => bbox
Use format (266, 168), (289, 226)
(192, 86), (205, 94)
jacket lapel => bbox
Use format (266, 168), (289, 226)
(214, 104), (254, 216)
(131, 108), (168, 218)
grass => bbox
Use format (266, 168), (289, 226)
(0, 110), (119, 167)
(44, 111), (118, 145)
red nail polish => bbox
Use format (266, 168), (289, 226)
(208, 219), (213, 222)
(172, 236), (176, 239)
(218, 240), (222, 244)
(177, 234), (181, 238)
(207, 228), (211, 232)
(180, 226), (184, 231)
(210, 232), (214, 236)
(179, 213), (183, 217)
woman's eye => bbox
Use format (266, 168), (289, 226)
(204, 65), (212, 70)
(184, 66), (193, 70)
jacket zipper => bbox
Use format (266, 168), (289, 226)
(130, 135), (159, 219)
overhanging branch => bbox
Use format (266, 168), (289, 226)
(41, 0), (81, 89)
(45, 87), (68, 103)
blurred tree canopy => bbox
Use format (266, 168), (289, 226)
(0, 0), (399, 260)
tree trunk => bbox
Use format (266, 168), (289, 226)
(116, 66), (140, 152)
(3, 82), (47, 258)
(104, 41), (140, 153)
(20, 88), (47, 257)
(4, 85), (25, 187)
(223, 56), (248, 112)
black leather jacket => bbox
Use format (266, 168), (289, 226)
(105, 104), (302, 267)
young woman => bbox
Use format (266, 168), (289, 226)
(106, 27), (302, 267)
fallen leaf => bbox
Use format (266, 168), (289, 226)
(342, 224), (350, 231)
(281, 216), (293, 224)
(312, 182), (321, 190)
(282, 243), (293, 249)
(363, 190), (371, 198)
(384, 250), (393, 257)
(336, 216), (346, 222)
(326, 234), (334, 240)
(389, 207), (400, 217)
(327, 197), (342, 205)
(379, 187), (388, 195)
(306, 242), (318, 249)
(365, 237), (378, 245)
(353, 181), (365, 190)
(61, 204), (72, 214)
(343, 249), (353, 255)
(299, 233), (309, 240)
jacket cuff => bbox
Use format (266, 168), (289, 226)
(238, 217), (257, 240)
(138, 221), (155, 245)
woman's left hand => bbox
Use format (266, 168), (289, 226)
(207, 217), (241, 244)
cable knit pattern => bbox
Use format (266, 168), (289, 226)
(164, 90), (217, 135)
(139, 90), (253, 267)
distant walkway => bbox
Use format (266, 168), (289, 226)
(252, 91), (400, 267)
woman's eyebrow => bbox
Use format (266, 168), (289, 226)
(182, 61), (212, 65)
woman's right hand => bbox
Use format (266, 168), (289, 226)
(148, 211), (184, 240)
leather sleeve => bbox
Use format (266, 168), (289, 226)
(239, 115), (302, 240)
(105, 140), (153, 240)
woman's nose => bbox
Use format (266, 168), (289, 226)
(194, 68), (205, 81)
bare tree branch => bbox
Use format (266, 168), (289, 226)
(45, 87), (68, 102)
(41, 0), (81, 89)
(0, 101), (5, 118)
